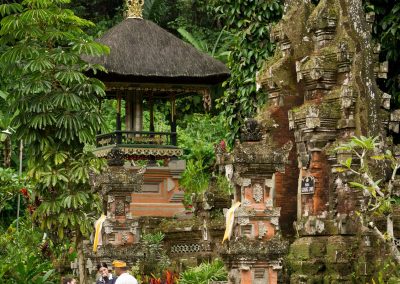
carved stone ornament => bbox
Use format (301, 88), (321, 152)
(121, 232), (129, 244)
(233, 139), (292, 174)
(252, 184), (263, 203)
(264, 207), (281, 217)
(258, 221), (268, 239)
(104, 224), (113, 234)
(115, 199), (125, 216)
(85, 244), (143, 259)
(90, 166), (143, 198)
(270, 217), (279, 227)
(236, 206), (256, 217)
(225, 164), (234, 181)
(238, 217), (250, 226)
(240, 119), (263, 142)
(265, 198), (273, 207)
(106, 148), (125, 166)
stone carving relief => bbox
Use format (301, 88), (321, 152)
(305, 106), (320, 129)
(240, 119), (263, 142)
(258, 222), (267, 239)
(265, 199), (273, 207)
(238, 217), (250, 226)
(104, 224), (113, 234)
(270, 217), (279, 227)
(225, 164), (234, 181)
(121, 232), (129, 244)
(252, 184), (263, 203)
(115, 199), (125, 216)
(236, 206), (256, 217)
(170, 243), (202, 254)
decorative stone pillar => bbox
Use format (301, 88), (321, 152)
(87, 149), (143, 267)
(217, 119), (291, 284)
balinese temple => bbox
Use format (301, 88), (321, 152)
(81, 1), (229, 275)
(86, 0), (229, 223)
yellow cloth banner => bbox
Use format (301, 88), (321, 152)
(222, 201), (241, 243)
(93, 214), (106, 253)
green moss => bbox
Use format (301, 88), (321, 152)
(290, 238), (312, 260)
(158, 217), (201, 232)
(310, 240), (326, 257)
(322, 219), (339, 234)
(209, 214), (224, 229)
(320, 101), (341, 118)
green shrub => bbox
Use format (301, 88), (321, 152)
(179, 259), (227, 284)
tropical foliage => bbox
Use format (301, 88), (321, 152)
(0, 0), (109, 281)
(178, 114), (227, 167)
(0, 168), (25, 214)
(2, 0), (400, 283)
(0, 0), (108, 238)
(179, 259), (227, 284)
(213, 0), (283, 143)
(336, 136), (400, 265)
(365, 0), (400, 106)
(0, 221), (59, 284)
(178, 114), (227, 205)
(136, 232), (170, 279)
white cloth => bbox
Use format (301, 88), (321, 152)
(115, 273), (138, 284)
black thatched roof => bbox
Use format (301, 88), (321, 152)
(86, 18), (230, 85)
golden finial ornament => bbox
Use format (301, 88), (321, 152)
(126, 0), (144, 19)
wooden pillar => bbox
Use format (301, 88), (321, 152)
(133, 93), (143, 132)
(149, 95), (155, 132)
(125, 92), (133, 131)
(125, 91), (143, 132)
(116, 95), (122, 144)
(170, 96), (177, 146)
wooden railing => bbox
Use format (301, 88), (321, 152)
(96, 131), (177, 147)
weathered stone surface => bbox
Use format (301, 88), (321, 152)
(255, 0), (394, 282)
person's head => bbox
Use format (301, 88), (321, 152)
(62, 277), (77, 284)
(112, 260), (128, 276)
(97, 262), (110, 278)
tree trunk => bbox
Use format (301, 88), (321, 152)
(371, 222), (400, 265)
(386, 214), (400, 264)
(387, 214), (394, 240)
(76, 231), (87, 284)
(3, 136), (11, 168)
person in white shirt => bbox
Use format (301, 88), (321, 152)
(112, 260), (138, 284)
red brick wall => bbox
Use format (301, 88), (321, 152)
(270, 95), (303, 236)
(310, 152), (330, 215)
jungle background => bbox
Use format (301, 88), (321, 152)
(0, 0), (399, 283)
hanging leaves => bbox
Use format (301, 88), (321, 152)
(212, 0), (283, 144)
(0, 0), (108, 240)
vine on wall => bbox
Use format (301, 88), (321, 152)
(212, 0), (283, 143)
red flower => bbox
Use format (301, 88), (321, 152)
(20, 188), (29, 197)
(219, 140), (226, 152)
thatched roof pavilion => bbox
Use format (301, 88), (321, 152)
(87, 0), (229, 161)
(89, 18), (229, 85)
